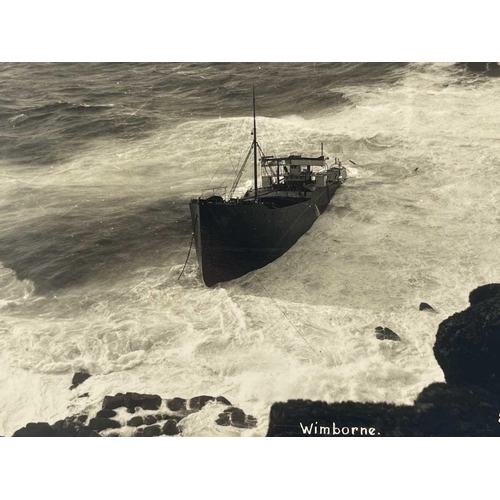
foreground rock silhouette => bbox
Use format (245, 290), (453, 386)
(267, 284), (500, 436)
(12, 392), (257, 437)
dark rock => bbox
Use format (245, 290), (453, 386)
(127, 407), (136, 414)
(13, 419), (100, 437)
(78, 393), (89, 398)
(58, 422), (100, 437)
(469, 284), (500, 306)
(162, 419), (181, 436)
(144, 415), (157, 425)
(88, 417), (121, 432)
(419, 302), (436, 312)
(375, 327), (401, 341)
(77, 415), (88, 423)
(13, 422), (58, 437)
(107, 433), (120, 437)
(218, 407), (258, 429)
(266, 386), (500, 437)
(142, 425), (162, 437)
(70, 371), (91, 390)
(434, 291), (500, 392)
(127, 416), (144, 427)
(158, 414), (183, 422)
(102, 393), (127, 410)
(189, 395), (215, 411)
(102, 392), (162, 412)
(267, 399), (412, 437)
(216, 396), (232, 406)
(96, 409), (117, 419)
(166, 397), (186, 412)
(413, 383), (500, 436)
(126, 393), (162, 411)
(229, 408), (247, 426)
(215, 413), (231, 426)
(267, 285), (500, 437)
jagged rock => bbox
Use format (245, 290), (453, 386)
(127, 416), (144, 427)
(70, 371), (91, 390)
(96, 409), (117, 419)
(88, 417), (121, 432)
(142, 425), (162, 437)
(77, 415), (88, 423)
(166, 397), (186, 412)
(434, 289), (500, 392)
(469, 284), (500, 306)
(375, 327), (401, 341)
(419, 302), (436, 312)
(189, 395), (215, 411)
(162, 419), (181, 435)
(216, 396), (232, 406)
(102, 392), (162, 412)
(78, 393), (89, 398)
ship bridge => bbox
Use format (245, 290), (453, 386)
(260, 154), (329, 188)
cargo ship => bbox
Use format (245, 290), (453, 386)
(189, 89), (347, 287)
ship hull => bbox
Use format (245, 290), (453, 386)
(190, 181), (341, 286)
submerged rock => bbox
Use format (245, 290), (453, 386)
(127, 416), (144, 427)
(88, 417), (121, 432)
(144, 415), (157, 425)
(166, 397), (186, 412)
(162, 419), (181, 436)
(102, 392), (162, 412)
(142, 425), (162, 437)
(189, 395), (215, 411)
(419, 302), (436, 312)
(216, 407), (258, 429)
(375, 327), (401, 341)
(70, 371), (91, 390)
(96, 409), (116, 419)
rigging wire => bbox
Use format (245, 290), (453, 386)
(206, 201), (322, 359)
(177, 232), (195, 280)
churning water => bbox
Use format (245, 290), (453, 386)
(1, 62), (499, 436)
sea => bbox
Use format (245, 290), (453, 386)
(1, 62), (499, 436)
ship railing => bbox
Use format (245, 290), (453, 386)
(199, 187), (227, 200)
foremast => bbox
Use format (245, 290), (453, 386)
(253, 86), (258, 200)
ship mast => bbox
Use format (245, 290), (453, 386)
(253, 86), (258, 200)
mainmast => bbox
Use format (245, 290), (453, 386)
(253, 86), (258, 200)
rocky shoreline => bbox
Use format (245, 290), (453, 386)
(11, 284), (500, 437)
(267, 284), (500, 436)
(12, 393), (257, 437)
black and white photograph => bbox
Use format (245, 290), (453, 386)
(1, 3), (499, 494)
(1, 60), (500, 440)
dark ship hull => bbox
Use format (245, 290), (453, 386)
(190, 181), (341, 287)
